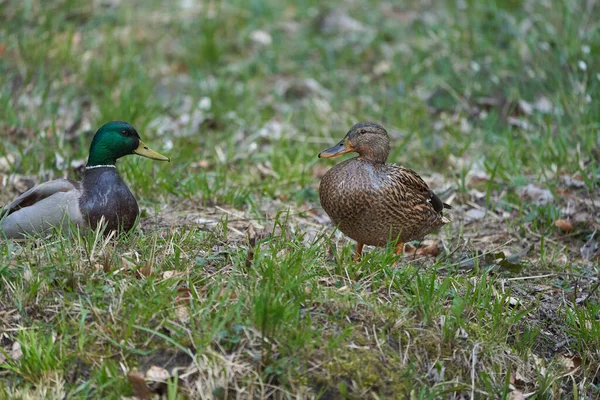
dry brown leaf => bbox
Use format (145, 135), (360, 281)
(128, 371), (152, 400)
(558, 354), (581, 372)
(417, 242), (440, 257)
(510, 368), (529, 386)
(554, 219), (573, 233)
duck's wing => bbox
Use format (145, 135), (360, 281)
(1, 179), (80, 217)
(385, 165), (449, 213)
(1, 179), (84, 238)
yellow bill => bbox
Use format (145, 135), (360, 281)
(134, 140), (170, 162)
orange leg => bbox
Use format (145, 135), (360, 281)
(395, 242), (405, 255)
(353, 242), (364, 262)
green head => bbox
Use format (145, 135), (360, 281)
(86, 121), (170, 167)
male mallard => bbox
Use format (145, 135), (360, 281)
(1, 121), (170, 239)
(318, 122), (451, 260)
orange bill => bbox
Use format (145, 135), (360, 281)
(318, 138), (355, 158)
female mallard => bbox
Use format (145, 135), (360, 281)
(318, 122), (451, 260)
(1, 121), (170, 239)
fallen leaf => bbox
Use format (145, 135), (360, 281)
(560, 174), (586, 188)
(411, 241), (440, 256)
(509, 390), (526, 400)
(554, 219), (573, 233)
(510, 368), (529, 386)
(557, 354), (580, 372)
(128, 371), (152, 400)
(146, 365), (171, 382)
(516, 184), (553, 205)
(465, 208), (487, 221)
(506, 296), (521, 307)
(175, 305), (190, 323)
(162, 270), (178, 279)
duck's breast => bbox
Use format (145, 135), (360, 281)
(319, 159), (391, 245)
(80, 168), (139, 232)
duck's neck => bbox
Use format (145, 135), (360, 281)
(356, 150), (389, 164)
(355, 139), (390, 164)
(87, 139), (119, 167)
(81, 164), (121, 190)
(86, 154), (117, 168)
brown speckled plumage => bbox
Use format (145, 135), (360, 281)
(318, 122), (451, 259)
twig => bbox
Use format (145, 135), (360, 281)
(471, 343), (481, 400)
(504, 273), (556, 281)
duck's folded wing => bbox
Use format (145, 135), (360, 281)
(386, 166), (448, 213)
(1, 179), (80, 217)
(1, 180), (84, 238)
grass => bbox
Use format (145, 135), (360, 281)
(1, 0), (599, 398)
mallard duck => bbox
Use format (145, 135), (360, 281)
(1, 121), (170, 239)
(318, 122), (451, 260)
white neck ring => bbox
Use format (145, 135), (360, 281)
(86, 164), (116, 170)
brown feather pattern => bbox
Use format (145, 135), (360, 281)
(319, 122), (450, 249)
